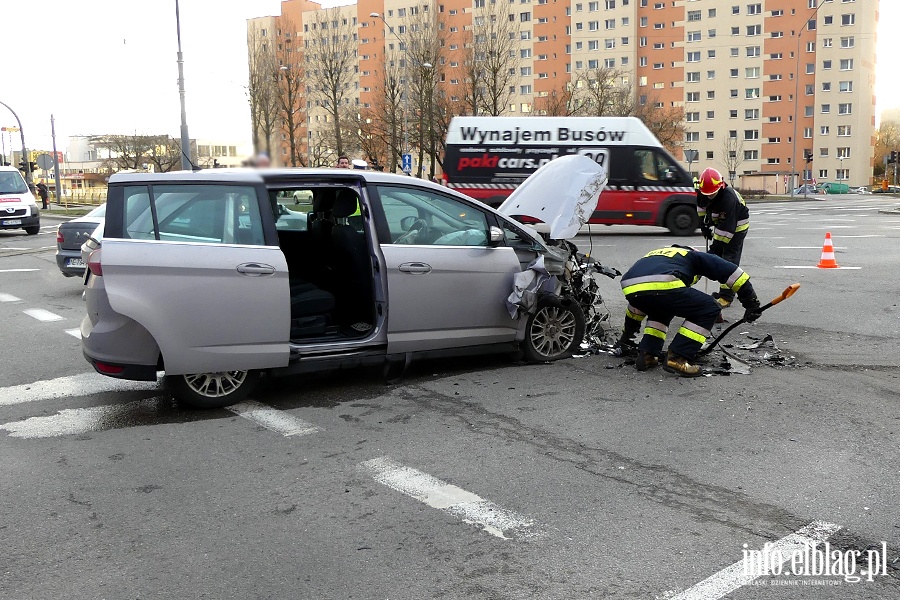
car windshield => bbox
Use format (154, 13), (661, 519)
(0, 171), (28, 195)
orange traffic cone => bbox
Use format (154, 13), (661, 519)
(817, 232), (840, 268)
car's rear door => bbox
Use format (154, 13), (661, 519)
(100, 179), (290, 375)
(370, 184), (522, 354)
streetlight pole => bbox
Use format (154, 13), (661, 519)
(0, 100), (33, 189)
(790, 0), (825, 197)
(175, 0), (192, 171)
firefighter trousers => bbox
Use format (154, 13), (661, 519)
(710, 229), (747, 302)
(626, 288), (721, 359)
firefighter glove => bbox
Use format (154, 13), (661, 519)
(700, 222), (713, 240)
(741, 296), (762, 322)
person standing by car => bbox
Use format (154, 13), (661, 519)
(336, 155), (351, 168)
(696, 167), (750, 308)
(35, 182), (49, 209)
(615, 245), (762, 377)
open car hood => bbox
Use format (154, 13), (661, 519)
(497, 154), (608, 240)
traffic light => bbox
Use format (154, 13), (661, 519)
(891, 150), (898, 164)
(17, 161), (37, 173)
(804, 151), (813, 164)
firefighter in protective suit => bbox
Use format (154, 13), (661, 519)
(615, 245), (762, 377)
(697, 167), (750, 308)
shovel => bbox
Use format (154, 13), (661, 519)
(699, 283), (800, 356)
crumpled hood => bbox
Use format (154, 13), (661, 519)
(497, 154), (608, 240)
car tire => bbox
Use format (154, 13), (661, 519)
(522, 295), (586, 363)
(167, 370), (258, 409)
(665, 205), (699, 236)
(25, 226), (39, 235)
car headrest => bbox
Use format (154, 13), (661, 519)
(312, 189), (336, 212)
(333, 189), (359, 218)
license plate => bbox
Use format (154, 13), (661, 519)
(67, 258), (86, 268)
(2, 219), (21, 225)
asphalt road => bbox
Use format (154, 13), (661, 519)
(1, 198), (899, 599)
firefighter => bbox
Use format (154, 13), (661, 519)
(696, 167), (750, 307)
(614, 245), (762, 377)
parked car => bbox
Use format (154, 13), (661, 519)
(0, 166), (40, 235)
(852, 187), (872, 195)
(819, 182), (849, 194)
(792, 185), (818, 195)
(56, 204), (106, 276)
(81, 158), (608, 408)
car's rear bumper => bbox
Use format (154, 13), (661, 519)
(56, 248), (86, 276)
(83, 351), (159, 381)
(0, 214), (39, 230)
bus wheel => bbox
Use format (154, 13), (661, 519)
(665, 205), (699, 236)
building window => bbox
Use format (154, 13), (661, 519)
(745, 88), (759, 99)
(730, 110), (738, 118)
(838, 103), (852, 115)
(707, 70), (716, 79)
(605, 19), (616, 29)
(747, 3), (761, 15)
(686, 112), (700, 122)
(745, 67), (760, 78)
(687, 71), (700, 82)
(804, 127), (813, 138)
(744, 130), (759, 140)
(745, 108), (759, 120)
(707, 91), (716, 100)
(746, 46), (760, 57)
(686, 92), (700, 102)
(840, 36), (855, 48)
(771, 52), (782, 59)
(744, 150), (759, 160)
(841, 14), (855, 26)
(606, 38), (616, 49)
(687, 51), (700, 62)
(688, 10), (701, 21)
(707, 110), (715, 118)
(805, 84), (814, 95)
(837, 126), (851, 136)
(746, 25), (761, 36)
(686, 132), (700, 143)
(821, 126), (830, 135)
(840, 58), (854, 70)
(821, 104), (830, 114)
(730, 68), (739, 78)
(604, 58), (616, 68)
(839, 81), (853, 92)
(823, 15), (833, 25)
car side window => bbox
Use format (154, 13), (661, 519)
(123, 185), (265, 245)
(375, 185), (489, 247)
(635, 149), (659, 181)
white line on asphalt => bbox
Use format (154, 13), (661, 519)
(359, 456), (535, 540)
(0, 293), (21, 302)
(663, 520), (841, 600)
(774, 266), (862, 269)
(0, 268), (39, 273)
(0, 397), (166, 439)
(0, 247), (30, 251)
(23, 309), (64, 322)
(837, 234), (885, 238)
(777, 246), (847, 249)
(226, 400), (320, 437)
(65, 328), (80, 338)
(0, 373), (160, 407)
(796, 226), (856, 229)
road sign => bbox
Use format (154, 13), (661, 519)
(36, 153), (54, 170)
(401, 153), (412, 174)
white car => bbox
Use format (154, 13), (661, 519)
(853, 187), (872, 195)
(0, 166), (40, 235)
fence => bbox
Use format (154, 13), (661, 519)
(49, 191), (107, 206)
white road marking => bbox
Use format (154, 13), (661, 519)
(0, 293), (21, 302)
(777, 246), (846, 249)
(360, 456), (535, 540)
(227, 400), (320, 437)
(65, 328), (81, 338)
(0, 397), (166, 439)
(795, 225), (856, 229)
(0, 268), (39, 273)
(0, 247), (30, 251)
(0, 373), (160, 407)
(774, 266), (862, 269)
(664, 520), (841, 600)
(838, 234), (885, 238)
(23, 309), (64, 322)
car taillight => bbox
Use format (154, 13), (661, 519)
(56, 229), (64, 243)
(88, 249), (103, 276)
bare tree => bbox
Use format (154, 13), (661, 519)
(875, 121), (900, 179)
(404, 14), (441, 176)
(90, 134), (182, 173)
(304, 8), (358, 157)
(721, 135), (745, 184)
(534, 81), (581, 117)
(571, 67), (634, 116)
(247, 24), (280, 157)
(458, 2), (520, 116)
(366, 52), (405, 172)
(632, 95), (686, 154)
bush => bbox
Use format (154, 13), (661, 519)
(736, 188), (769, 199)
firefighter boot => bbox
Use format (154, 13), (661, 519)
(664, 351), (703, 377)
(611, 318), (641, 357)
(635, 350), (659, 371)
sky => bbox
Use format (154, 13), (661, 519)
(1, 0), (896, 155)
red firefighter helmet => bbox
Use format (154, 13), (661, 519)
(698, 167), (726, 196)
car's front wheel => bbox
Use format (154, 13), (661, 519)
(25, 226), (39, 235)
(167, 370), (258, 409)
(522, 295), (586, 363)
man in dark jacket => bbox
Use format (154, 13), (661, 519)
(615, 245), (762, 377)
(35, 182), (49, 209)
(696, 167), (750, 307)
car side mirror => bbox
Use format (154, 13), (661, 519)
(663, 167), (679, 183)
(489, 226), (504, 247)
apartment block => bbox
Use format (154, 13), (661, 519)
(249, 0), (877, 188)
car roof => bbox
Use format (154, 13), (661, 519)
(107, 169), (264, 184)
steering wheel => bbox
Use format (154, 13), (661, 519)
(395, 218), (429, 244)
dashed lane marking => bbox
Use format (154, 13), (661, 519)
(226, 400), (320, 437)
(0, 293), (21, 302)
(774, 266), (862, 270)
(23, 309), (64, 322)
(65, 328), (80, 338)
(777, 246), (847, 249)
(0, 269), (40, 273)
(359, 456), (536, 540)
(0, 373), (160, 407)
(663, 520), (841, 600)
(836, 234), (885, 238)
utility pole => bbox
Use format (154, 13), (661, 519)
(0, 100), (33, 189)
(51, 115), (62, 205)
(175, 0), (192, 171)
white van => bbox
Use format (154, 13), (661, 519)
(443, 116), (698, 235)
(0, 166), (40, 235)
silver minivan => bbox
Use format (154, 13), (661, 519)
(81, 163), (604, 408)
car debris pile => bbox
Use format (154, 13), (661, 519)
(698, 333), (800, 375)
